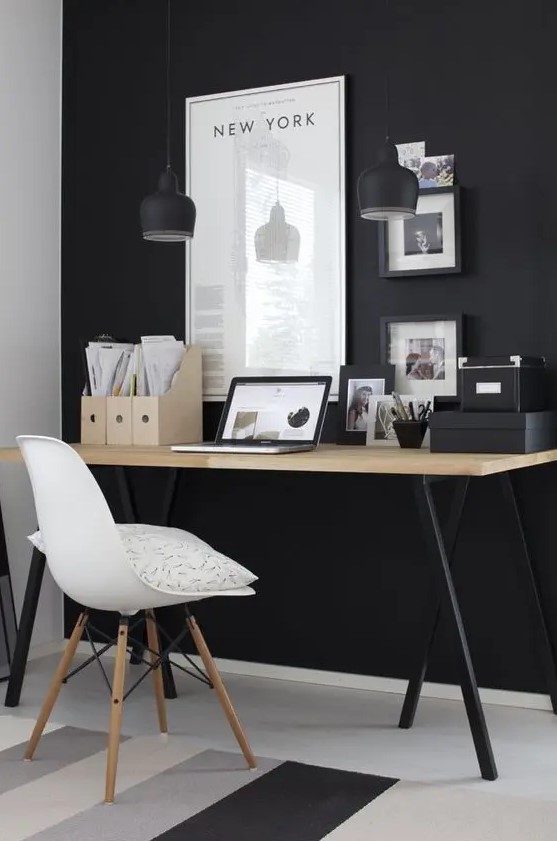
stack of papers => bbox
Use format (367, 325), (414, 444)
(141, 336), (185, 396)
(85, 341), (134, 396)
(84, 336), (185, 397)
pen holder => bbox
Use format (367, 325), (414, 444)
(393, 420), (428, 449)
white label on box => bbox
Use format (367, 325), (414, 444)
(476, 382), (502, 394)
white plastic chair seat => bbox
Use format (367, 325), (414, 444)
(28, 522), (255, 613)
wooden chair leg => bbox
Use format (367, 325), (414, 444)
(104, 616), (129, 804)
(186, 613), (256, 769)
(146, 610), (168, 734)
(24, 612), (88, 761)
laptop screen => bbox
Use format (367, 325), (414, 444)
(218, 379), (330, 443)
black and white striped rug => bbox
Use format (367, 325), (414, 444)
(1, 717), (556, 840)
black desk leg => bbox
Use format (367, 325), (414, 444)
(155, 468), (180, 700)
(500, 472), (557, 713)
(160, 468), (179, 528)
(413, 475), (497, 781)
(114, 466), (179, 699)
(115, 467), (144, 665)
(115, 466), (138, 523)
(400, 477), (469, 729)
(4, 549), (46, 707)
(0, 500), (18, 683)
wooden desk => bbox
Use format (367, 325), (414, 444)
(1, 442), (556, 475)
(3, 442), (557, 781)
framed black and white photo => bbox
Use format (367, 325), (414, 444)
(380, 314), (463, 399)
(337, 364), (395, 444)
(185, 77), (346, 400)
(378, 186), (461, 277)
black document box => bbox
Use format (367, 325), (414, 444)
(429, 411), (557, 454)
(459, 356), (546, 412)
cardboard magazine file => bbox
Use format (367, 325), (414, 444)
(132, 345), (202, 446)
(80, 396), (107, 445)
(106, 397), (133, 445)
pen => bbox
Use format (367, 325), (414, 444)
(392, 391), (409, 421)
(408, 402), (416, 421)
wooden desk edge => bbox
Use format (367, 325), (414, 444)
(0, 444), (556, 477)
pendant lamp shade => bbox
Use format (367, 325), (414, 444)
(140, 0), (196, 242)
(140, 168), (196, 241)
(357, 138), (418, 221)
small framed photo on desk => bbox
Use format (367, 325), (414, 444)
(337, 364), (395, 444)
(366, 394), (433, 447)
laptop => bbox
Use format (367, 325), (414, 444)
(172, 375), (332, 454)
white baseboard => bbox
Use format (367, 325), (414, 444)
(38, 641), (553, 713)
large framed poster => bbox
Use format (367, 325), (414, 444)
(185, 76), (345, 400)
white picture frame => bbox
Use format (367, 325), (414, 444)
(379, 187), (461, 278)
(366, 395), (433, 448)
(380, 314), (463, 399)
(185, 76), (346, 400)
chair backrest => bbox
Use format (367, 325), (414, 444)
(17, 436), (140, 606)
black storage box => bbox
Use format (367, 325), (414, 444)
(429, 410), (557, 454)
(459, 355), (546, 412)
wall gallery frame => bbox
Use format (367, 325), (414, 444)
(378, 186), (461, 278)
(337, 364), (395, 445)
(185, 76), (346, 400)
(380, 314), (464, 399)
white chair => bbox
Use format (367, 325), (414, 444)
(17, 435), (256, 803)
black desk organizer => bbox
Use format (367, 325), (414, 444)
(429, 410), (557, 454)
(0, 504), (17, 681)
(459, 355), (546, 413)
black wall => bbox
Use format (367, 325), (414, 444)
(62, 0), (557, 692)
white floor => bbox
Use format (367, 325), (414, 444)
(3, 652), (557, 802)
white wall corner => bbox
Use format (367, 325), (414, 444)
(0, 0), (64, 644)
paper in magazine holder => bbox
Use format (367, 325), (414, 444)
(132, 344), (202, 445)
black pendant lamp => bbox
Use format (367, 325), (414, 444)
(140, 0), (196, 241)
(357, 0), (418, 222)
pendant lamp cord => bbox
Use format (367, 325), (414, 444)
(165, 0), (172, 170)
(384, 0), (390, 141)
(384, 63), (390, 141)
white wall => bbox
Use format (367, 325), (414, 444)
(0, 0), (63, 644)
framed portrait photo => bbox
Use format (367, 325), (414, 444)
(337, 364), (395, 445)
(380, 314), (463, 399)
(378, 186), (461, 277)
